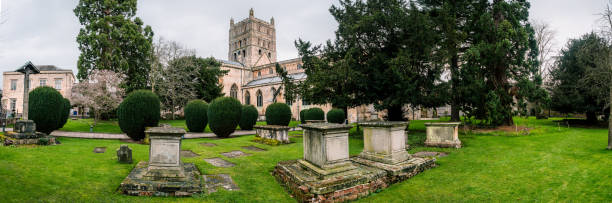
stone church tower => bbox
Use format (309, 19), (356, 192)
(228, 8), (277, 67)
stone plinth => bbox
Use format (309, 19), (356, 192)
(424, 122), (461, 148)
(4, 120), (53, 146)
(359, 121), (410, 165)
(119, 126), (202, 197)
(299, 123), (356, 178)
(254, 125), (291, 144)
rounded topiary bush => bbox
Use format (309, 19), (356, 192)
(185, 100), (208, 132)
(300, 109), (308, 124)
(58, 98), (71, 128)
(305, 107), (324, 121)
(207, 97), (242, 138)
(265, 103), (292, 126)
(327, 108), (345, 124)
(29, 86), (65, 134)
(239, 105), (258, 130)
(117, 90), (160, 141)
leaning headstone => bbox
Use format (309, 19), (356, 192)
(273, 123), (387, 202)
(117, 145), (132, 164)
(352, 121), (435, 183)
(119, 125), (202, 197)
(424, 122), (462, 148)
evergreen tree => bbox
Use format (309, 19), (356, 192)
(74, 0), (154, 93)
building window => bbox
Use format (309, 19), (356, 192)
(239, 40), (242, 47)
(55, 79), (63, 90)
(286, 98), (292, 106)
(234, 53), (237, 61)
(245, 91), (251, 105)
(258, 49), (262, 55)
(269, 68), (273, 74)
(268, 52), (271, 58)
(256, 90), (263, 107)
(257, 72), (261, 77)
(297, 64), (302, 69)
(10, 80), (17, 90)
(10, 98), (16, 112)
(242, 50), (246, 57)
(230, 84), (238, 99)
(40, 79), (47, 87)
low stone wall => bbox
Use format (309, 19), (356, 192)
(254, 125), (290, 144)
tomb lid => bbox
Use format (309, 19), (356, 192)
(299, 123), (352, 131)
(15, 61), (40, 74)
(253, 125), (291, 130)
(145, 126), (186, 136)
(359, 121), (409, 127)
(424, 122), (461, 126)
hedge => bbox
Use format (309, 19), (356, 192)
(265, 103), (292, 126)
(185, 100), (208, 132)
(117, 90), (161, 140)
(207, 97), (242, 138)
(239, 105), (258, 130)
(29, 86), (65, 134)
(327, 108), (345, 124)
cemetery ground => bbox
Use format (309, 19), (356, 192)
(0, 118), (611, 202)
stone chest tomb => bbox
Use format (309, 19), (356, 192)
(119, 126), (202, 196)
(254, 125), (291, 144)
(424, 122), (462, 148)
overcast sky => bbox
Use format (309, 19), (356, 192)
(0, 0), (609, 85)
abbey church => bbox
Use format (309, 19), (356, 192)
(215, 9), (443, 122)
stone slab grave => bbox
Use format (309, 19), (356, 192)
(424, 122), (462, 148)
(352, 121), (436, 183)
(119, 126), (202, 197)
(273, 123), (388, 202)
(199, 142), (217, 147)
(241, 145), (266, 151)
(5, 120), (56, 146)
(204, 158), (235, 168)
(221, 150), (251, 158)
(254, 125), (291, 144)
(203, 174), (240, 193)
(181, 150), (200, 158)
(93, 147), (106, 153)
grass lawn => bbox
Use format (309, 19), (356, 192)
(1, 117), (611, 202)
(59, 118), (301, 134)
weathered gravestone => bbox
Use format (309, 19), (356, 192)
(352, 121), (435, 183)
(117, 145), (133, 164)
(119, 126), (202, 197)
(254, 125), (291, 144)
(273, 123), (387, 202)
(424, 122), (462, 148)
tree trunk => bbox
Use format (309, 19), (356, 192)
(586, 111), (597, 124)
(608, 78), (612, 150)
(450, 54), (461, 122)
(387, 105), (404, 121)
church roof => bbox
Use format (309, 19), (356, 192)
(218, 59), (244, 67)
(244, 72), (306, 87)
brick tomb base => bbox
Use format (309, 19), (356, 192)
(119, 161), (202, 197)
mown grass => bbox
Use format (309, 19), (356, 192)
(59, 119), (301, 134)
(1, 117), (611, 202)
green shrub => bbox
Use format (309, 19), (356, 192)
(38, 137), (50, 145)
(305, 108), (324, 121)
(29, 86), (65, 134)
(207, 97), (242, 138)
(265, 103), (292, 126)
(239, 105), (258, 130)
(184, 100), (208, 132)
(349, 126), (363, 138)
(327, 108), (345, 124)
(300, 109), (308, 124)
(117, 90), (160, 141)
(58, 98), (71, 128)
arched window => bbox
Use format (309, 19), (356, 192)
(239, 40), (242, 47)
(269, 68), (273, 74)
(268, 52), (271, 58)
(230, 84), (238, 99)
(245, 91), (251, 105)
(256, 90), (263, 107)
(297, 64), (302, 69)
(242, 50), (246, 57)
(258, 49), (262, 55)
(233, 53), (237, 61)
(257, 71), (261, 77)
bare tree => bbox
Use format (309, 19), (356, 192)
(151, 38), (199, 120)
(531, 19), (557, 81)
(600, 2), (612, 150)
(71, 70), (125, 126)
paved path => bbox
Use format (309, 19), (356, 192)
(49, 127), (302, 140)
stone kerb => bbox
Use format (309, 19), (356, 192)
(358, 121), (411, 165)
(424, 122), (462, 148)
(254, 125), (291, 144)
(304, 120), (325, 124)
(119, 125), (203, 197)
